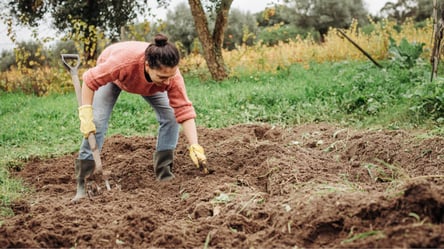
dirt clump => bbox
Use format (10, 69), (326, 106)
(1, 123), (443, 248)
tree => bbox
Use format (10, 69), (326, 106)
(6, 0), (147, 61)
(284, 0), (368, 42)
(164, 2), (198, 54)
(224, 8), (257, 50)
(415, 0), (435, 22)
(380, 0), (417, 23)
(6, 0), (239, 81)
(256, 4), (292, 27)
(380, 0), (440, 23)
(188, 0), (234, 81)
(255, 4), (320, 45)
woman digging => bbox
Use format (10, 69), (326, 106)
(74, 34), (209, 199)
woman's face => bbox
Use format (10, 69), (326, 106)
(145, 63), (178, 86)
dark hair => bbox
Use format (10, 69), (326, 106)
(145, 34), (180, 69)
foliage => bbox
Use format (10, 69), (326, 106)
(155, 4), (258, 53)
(407, 78), (444, 123)
(283, 0), (368, 39)
(380, 0), (437, 23)
(256, 23), (316, 46)
(0, 50), (15, 72)
(1, 59), (442, 216)
(0, 66), (75, 96)
(0, 39), (76, 96)
(0, 62), (440, 170)
(388, 37), (425, 69)
(163, 2), (198, 54)
(64, 18), (108, 62)
(256, 4), (293, 27)
(6, 0), (148, 39)
(224, 8), (258, 50)
(4, 0), (158, 62)
(121, 21), (153, 42)
(13, 40), (48, 69)
(210, 18), (431, 77)
(46, 40), (78, 66)
(0, 18), (434, 96)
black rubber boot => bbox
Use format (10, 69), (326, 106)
(153, 150), (175, 181)
(72, 159), (95, 202)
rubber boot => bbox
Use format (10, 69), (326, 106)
(72, 159), (95, 202)
(153, 150), (175, 181)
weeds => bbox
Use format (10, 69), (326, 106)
(363, 160), (409, 183)
(341, 229), (386, 244)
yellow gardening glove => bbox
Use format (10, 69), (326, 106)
(78, 105), (96, 138)
(189, 144), (208, 172)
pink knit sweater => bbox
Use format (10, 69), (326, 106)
(82, 41), (196, 123)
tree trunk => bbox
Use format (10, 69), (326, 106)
(431, 0), (444, 81)
(188, 0), (233, 81)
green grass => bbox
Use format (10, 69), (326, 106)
(1, 60), (443, 216)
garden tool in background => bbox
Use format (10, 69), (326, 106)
(61, 54), (111, 202)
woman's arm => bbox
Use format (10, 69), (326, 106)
(82, 83), (95, 105)
(181, 118), (198, 145)
(182, 118), (211, 173)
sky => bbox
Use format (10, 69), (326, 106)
(0, 0), (390, 52)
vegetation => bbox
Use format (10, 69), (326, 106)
(0, 18), (433, 95)
(2, 0), (437, 81)
(1, 59), (441, 166)
(282, 0), (368, 41)
(4, 0), (151, 60)
(0, 0), (443, 221)
(1, 49), (443, 215)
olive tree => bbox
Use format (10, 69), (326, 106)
(187, 0), (234, 80)
(6, 0), (148, 60)
(283, 0), (368, 41)
(380, 0), (440, 23)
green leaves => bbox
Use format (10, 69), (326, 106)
(389, 37), (425, 69)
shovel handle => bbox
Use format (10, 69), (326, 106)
(61, 54), (81, 71)
(61, 53), (106, 184)
(61, 54), (82, 106)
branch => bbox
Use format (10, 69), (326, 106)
(337, 29), (383, 69)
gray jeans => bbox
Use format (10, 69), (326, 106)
(78, 82), (179, 160)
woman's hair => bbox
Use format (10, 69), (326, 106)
(145, 34), (180, 69)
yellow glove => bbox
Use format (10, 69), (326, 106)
(78, 105), (96, 138)
(189, 144), (208, 171)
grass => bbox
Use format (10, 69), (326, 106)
(341, 229), (386, 244)
(0, 60), (443, 216)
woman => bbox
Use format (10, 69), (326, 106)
(75, 34), (208, 196)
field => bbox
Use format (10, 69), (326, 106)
(1, 19), (444, 248)
(0, 123), (443, 247)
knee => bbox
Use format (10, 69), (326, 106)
(159, 116), (178, 127)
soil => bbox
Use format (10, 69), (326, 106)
(1, 123), (444, 248)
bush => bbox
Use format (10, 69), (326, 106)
(257, 23), (318, 46)
(14, 41), (49, 69)
(0, 50), (15, 72)
(408, 78), (444, 123)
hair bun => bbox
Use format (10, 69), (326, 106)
(154, 34), (168, 47)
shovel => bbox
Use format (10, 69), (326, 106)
(61, 54), (111, 201)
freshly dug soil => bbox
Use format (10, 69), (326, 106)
(1, 123), (443, 248)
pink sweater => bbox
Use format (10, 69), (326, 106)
(82, 41), (196, 123)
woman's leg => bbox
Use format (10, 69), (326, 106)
(143, 92), (179, 180)
(142, 92), (179, 151)
(78, 83), (121, 160)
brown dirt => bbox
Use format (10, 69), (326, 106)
(1, 123), (444, 248)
